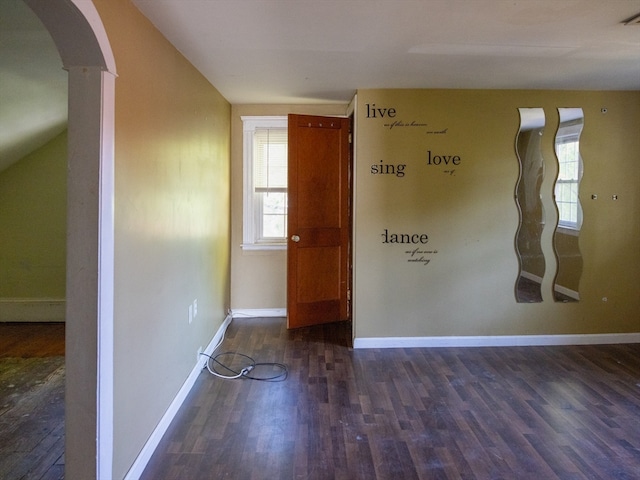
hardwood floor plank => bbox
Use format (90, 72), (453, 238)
(0, 356), (64, 480)
(0, 323), (65, 358)
(141, 318), (640, 479)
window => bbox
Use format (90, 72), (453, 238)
(554, 121), (583, 231)
(242, 116), (288, 249)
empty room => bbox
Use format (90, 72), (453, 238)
(1, 1), (638, 479)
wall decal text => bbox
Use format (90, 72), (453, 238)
(380, 229), (439, 265)
(365, 103), (448, 134)
(381, 229), (429, 244)
(384, 120), (428, 129)
(366, 103), (396, 118)
(405, 247), (439, 266)
(370, 160), (406, 177)
(426, 150), (461, 166)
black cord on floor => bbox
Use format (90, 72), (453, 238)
(200, 351), (288, 382)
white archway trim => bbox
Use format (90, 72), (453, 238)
(24, 1), (116, 478)
(24, 0), (116, 74)
(69, 0), (117, 73)
(96, 70), (116, 480)
(66, 66), (115, 480)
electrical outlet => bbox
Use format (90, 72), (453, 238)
(189, 304), (193, 324)
(193, 299), (198, 318)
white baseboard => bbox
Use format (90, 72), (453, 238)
(554, 284), (580, 300)
(0, 298), (65, 322)
(124, 313), (233, 480)
(520, 271), (542, 283)
(231, 308), (286, 318)
(518, 273), (580, 301)
(353, 332), (640, 349)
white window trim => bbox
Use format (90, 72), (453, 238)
(555, 127), (583, 232)
(241, 116), (288, 250)
(556, 225), (580, 237)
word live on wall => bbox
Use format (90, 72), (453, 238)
(365, 103), (460, 266)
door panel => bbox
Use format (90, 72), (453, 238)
(296, 128), (341, 227)
(287, 114), (350, 329)
(297, 247), (341, 302)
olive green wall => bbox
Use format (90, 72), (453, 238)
(94, 1), (231, 478)
(354, 89), (640, 340)
(0, 130), (66, 301)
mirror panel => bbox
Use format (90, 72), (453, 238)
(553, 108), (584, 302)
(515, 108), (546, 303)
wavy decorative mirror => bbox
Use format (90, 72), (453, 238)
(515, 108), (546, 303)
(553, 108), (584, 302)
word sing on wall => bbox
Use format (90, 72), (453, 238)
(370, 160), (406, 177)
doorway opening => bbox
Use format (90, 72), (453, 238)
(20, 0), (116, 478)
(286, 113), (354, 345)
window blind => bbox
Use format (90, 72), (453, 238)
(254, 127), (288, 193)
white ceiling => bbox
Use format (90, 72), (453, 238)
(132, 0), (640, 104)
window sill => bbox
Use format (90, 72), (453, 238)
(556, 226), (580, 236)
(241, 243), (287, 251)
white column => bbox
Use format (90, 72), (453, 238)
(65, 66), (115, 480)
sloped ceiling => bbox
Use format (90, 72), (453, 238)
(0, 0), (67, 173)
(132, 0), (640, 104)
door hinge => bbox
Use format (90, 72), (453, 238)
(348, 132), (352, 144)
(347, 290), (351, 301)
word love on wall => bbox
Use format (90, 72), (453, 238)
(426, 150), (461, 176)
(381, 229), (439, 266)
(365, 103), (457, 178)
(369, 153), (463, 177)
(426, 150), (461, 166)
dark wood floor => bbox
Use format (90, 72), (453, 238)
(141, 317), (640, 480)
(0, 323), (65, 480)
(0, 323), (65, 358)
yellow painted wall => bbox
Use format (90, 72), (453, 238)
(354, 89), (640, 339)
(230, 104), (348, 310)
(94, 1), (231, 478)
(0, 130), (66, 299)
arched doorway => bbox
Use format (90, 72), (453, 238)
(23, 1), (116, 478)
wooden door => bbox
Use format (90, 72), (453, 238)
(287, 114), (351, 329)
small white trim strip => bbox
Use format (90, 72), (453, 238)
(240, 243), (286, 251)
(554, 284), (580, 300)
(0, 298), (66, 322)
(231, 308), (286, 318)
(519, 271), (542, 283)
(353, 333), (640, 349)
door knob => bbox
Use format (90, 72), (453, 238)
(291, 235), (300, 242)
